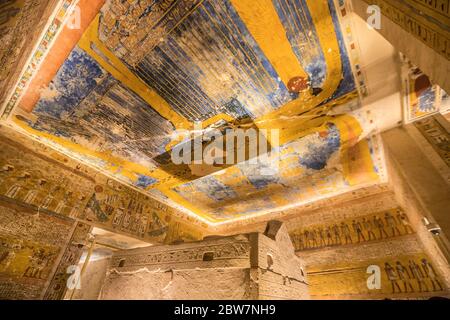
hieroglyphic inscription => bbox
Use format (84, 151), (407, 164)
(362, 0), (450, 59)
(111, 241), (250, 268)
(98, 0), (203, 66)
(411, 0), (450, 17)
(415, 115), (450, 166)
(43, 222), (91, 300)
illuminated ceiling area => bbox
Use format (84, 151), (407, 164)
(1, 0), (390, 225)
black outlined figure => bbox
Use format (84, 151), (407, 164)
(325, 227), (333, 246)
(374, 215), (389, 239)
(311, 229), (319, 248)
(385, 212), (401, 237)
(340, 222), (353, 244)
(385, 262), (402, 293)
(421, 259), (443, 292)
(332, 224), (341, 245)
(396, 261), (414, 293)
(397, 211), (414, 234)
(409, 260), (429, 292)
(352, 220), (366, 243)
(304, 230), (311, 249)
(318, 228), (326, 247)
(362, 217), (376, 241)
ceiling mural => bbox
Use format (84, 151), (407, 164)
(1, 0), (387, 224)
(173, 115), (386, 220)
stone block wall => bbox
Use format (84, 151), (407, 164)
(100, 222), (309, 300)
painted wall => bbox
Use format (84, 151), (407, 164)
(0, 0), (59, 109)
(0, 125), (206, 244)
(0, 198), (75, 299)
(290, 191), (449, 299)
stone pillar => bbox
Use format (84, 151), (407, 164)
(351, 0), (450, 93)
(382, 118), (450, 260)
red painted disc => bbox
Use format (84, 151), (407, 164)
(287, 76), (309, 93)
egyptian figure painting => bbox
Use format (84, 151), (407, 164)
(1, 0), (386, 223)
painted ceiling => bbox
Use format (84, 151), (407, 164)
(1, 0), (387, 224)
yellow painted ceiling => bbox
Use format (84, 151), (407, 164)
(2, 0), (386, 224)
